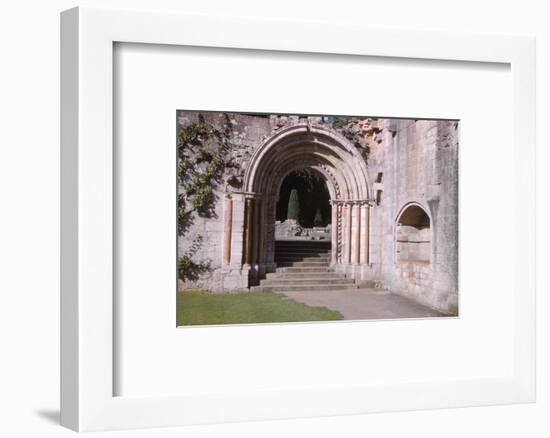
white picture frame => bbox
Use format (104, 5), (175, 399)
(60, 6), (536, 432)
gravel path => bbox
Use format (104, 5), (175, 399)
(281, 288), (447, 320)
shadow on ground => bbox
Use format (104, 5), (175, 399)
(35, 409), (59, 424)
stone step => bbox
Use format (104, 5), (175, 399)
(275, 248), (330, 254)
(266, 271), (340, 279)
(275, 241), (331, 247)
(251, 283), (359, 292)
(275, 256), (330, 262)
(275, 243), (331, 249)
(260, 287), (382, 294)
(275, 252), (330, 260)
(276, 261), (330, 267)
(274, 250), (330, 256)
(276, 240), (330, 244)
(275, 249), (331, 256)
(263, 240), (358, 292)
(260, 278), (354, 286)
(275, 267), (334, 273)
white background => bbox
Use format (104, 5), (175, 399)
(0, 0), (547, 437)
(115, 44), (513, 397)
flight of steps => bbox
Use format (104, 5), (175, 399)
(251, 240), (359, 292)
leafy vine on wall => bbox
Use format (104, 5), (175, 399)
(177, 115), (234, 281)
(332, 116), (380, 161)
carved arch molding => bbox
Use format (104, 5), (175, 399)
(223, 123), (373, 284)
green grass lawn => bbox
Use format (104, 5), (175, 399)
(177, 290), (343, 326)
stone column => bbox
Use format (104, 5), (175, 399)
(229, 193), (246, 268)
(331, 201), (338, 265)
(341, 203), (346, 265)
(244, 197), (254, 266)
(221, 192), (250, 291)
(257, 199), (264, 267)
(266, 199), (276, 269)
(337, 203), (343, 264)
(223, 196), (233, 265)
(251, 199), (260, 265)
(353, 203), (361, 264)
(361, 203), (370, 264)
(345, 202), (352, 265)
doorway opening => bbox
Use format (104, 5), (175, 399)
(275, 169), (331, 241)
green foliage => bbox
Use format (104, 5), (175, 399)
(177, 115), (235, 281)
(313, 208), (323, 227)
(177, 121), (227, 223)
(177, 236), (211, 282)
(177, 290), (343, 326)
(332, 116), (370, 161)
(332, 116), (353, 129)
(276, 170), (330, 227)
(287, 188), (300, 222)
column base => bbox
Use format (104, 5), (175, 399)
(211, 266), (250, 292)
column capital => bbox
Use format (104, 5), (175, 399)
(226, 190), (263, 200)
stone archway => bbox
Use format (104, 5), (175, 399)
(222, 122), (373, 287)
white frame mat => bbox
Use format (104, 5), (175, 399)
(60, 7), (535, 432)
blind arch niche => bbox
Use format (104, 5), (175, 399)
(395, 203), (431, 264)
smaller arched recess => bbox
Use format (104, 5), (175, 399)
(395, 202), (432, 264)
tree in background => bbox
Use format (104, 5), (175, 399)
(313, 208), (323, 227)
(275, 169), (331, 228)
(287, 188), (300, 223)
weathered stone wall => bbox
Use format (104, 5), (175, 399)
(366, 119), (459, 313)
(177, 112), (458, 313)
(177, 111), (271, 291)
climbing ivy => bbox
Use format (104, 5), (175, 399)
(332, 116), (371, 161)
(177, 116), (233, 281)
(178, 120), (227, 223)
(177, 236), (211, 281)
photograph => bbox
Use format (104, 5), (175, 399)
(177, 111), (459, 325)
(2, 1), (539, 435)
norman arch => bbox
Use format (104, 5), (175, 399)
(244, 123), (370, 199)
(394, 202), (432, 264)
(225, 123), (373, 284)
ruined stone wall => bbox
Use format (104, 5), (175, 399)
(177, 112), (459, 313)
(177, 113), (346, 291)
(176, 111), (271, 291)
(367, 119), (459, 313)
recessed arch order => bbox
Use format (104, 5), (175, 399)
(236, 123), (374, 282)
(244, 123), (371, 201)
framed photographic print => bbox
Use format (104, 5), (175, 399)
(61, 7), (535, 432)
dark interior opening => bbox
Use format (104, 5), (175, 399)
(276, 169), (331, 228)
(398, 205), (430, 229)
